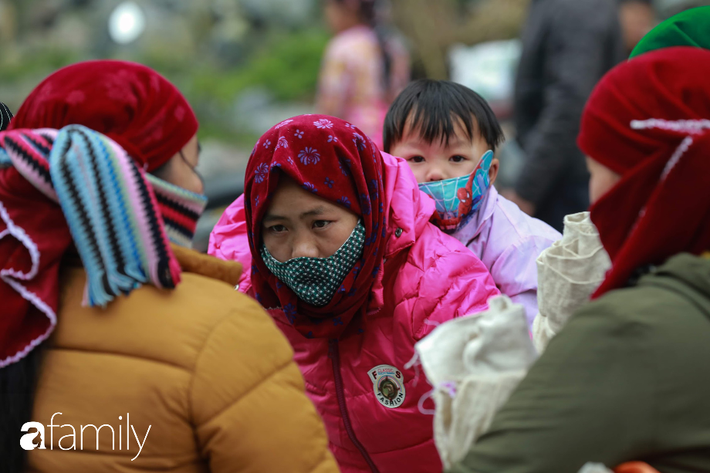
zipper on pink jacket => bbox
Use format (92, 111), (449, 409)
(328, 339), (380, 473)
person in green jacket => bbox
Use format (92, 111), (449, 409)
(450, 47), (710, 473)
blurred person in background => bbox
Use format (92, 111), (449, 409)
(450, 47), (710, 473)
(0, 61), (337, 473)
(503, 0), (626, 232)
(317, 0), (410, 149)
(619, 0), (657, 55)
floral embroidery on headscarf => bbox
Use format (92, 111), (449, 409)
(244, 115), (387, 338)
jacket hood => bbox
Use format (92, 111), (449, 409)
(362, 152), (436, 313)
(380, 152), (436, 257)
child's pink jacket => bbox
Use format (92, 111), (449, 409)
(454, 186), (561, 328)
(209, 153), (500, 473)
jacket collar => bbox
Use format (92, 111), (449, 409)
(64, 244), (242, 287)
(380, 152), (435, 257)
(642, 252), (710, 300)
(452, 185), (498, 246)
(171, 244), (243, 287)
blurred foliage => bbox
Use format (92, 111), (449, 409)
(0, 48), (82, 82)
(190, 29), (329, 105)
(0, 0), (327, 145)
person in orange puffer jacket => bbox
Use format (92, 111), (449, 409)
(0, 61), (338, 473)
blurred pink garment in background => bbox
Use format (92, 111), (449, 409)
(316, 25), (410, 148)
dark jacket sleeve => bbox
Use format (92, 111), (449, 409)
(448, 296), (658, 473)
(514, 0), (623, 206)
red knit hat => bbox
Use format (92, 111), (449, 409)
(578, 47), (710, 297)
(9, 60), (198, 171)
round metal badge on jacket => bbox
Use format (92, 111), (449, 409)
(368, 364), (406, 408)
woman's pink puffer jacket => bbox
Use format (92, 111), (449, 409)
(209, 153), (500, 473)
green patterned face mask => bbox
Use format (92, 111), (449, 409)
(261, 221), (366, 307)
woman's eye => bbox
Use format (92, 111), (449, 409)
(268, 225), (288, 234)
(408, 156), (425, 163)
(313, 220), (331, 229)
(450, 155), (467, 163)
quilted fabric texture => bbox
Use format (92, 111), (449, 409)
(28, 248), (338, 473)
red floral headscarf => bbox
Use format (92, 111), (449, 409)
(245, 115), (387, 338)
(578, 47), (710, 297)
(9, 60), (197, 172)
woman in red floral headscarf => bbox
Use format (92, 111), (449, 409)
(0, 61), (337, 473)
(211, 114), (499, 473)
(449, 47), (710, 473)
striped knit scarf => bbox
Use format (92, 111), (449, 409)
(0, 124), (207, 307)
(0, 102), (12, 131)
(148, 174), (208, 248)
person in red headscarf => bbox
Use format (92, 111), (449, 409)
(447, 47), (710, 473)
(211, 114), (500, 472)
(0, 61), (338, 473)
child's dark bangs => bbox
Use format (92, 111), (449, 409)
(409, 101), (476, 147)
(384, 79), (504, 151)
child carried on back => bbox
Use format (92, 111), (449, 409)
(384, 80), (561, 327)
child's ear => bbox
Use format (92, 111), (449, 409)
(488, 158), (500, 185)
